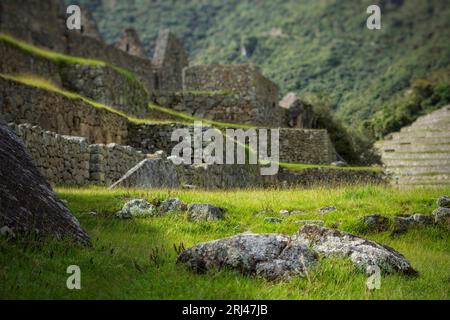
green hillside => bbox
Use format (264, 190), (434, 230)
(74, 0), (450, 139)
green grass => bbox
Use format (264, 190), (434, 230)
(0, 33), (137, 82)
(1, 185), (449, 299)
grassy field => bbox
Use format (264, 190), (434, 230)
(0, 185), (448, 300)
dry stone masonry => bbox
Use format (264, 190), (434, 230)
(9, 123), (145, 186)
(376, 106), (450, 188)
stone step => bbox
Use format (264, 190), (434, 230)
(386, 165), (450, 175)
(394, 174), (450, 183)
(401, 123), (450, 132)
(383, 158), (450, 167)
(413, 116), (450, 127)
(379, 143), (450, 153)
(412, 107), (450, 125)
(381, 136), (450, 146)
(390, 130), (450, 140)
(381, 152), (450, 160)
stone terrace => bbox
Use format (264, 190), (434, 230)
(376, 106), (450, 188)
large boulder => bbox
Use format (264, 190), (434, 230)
(177, 233), (318, 280)
(296, 225), (417, 275)
(109, 158), (180, 189)
(178, 225), (416, 280)
(0, 122), (90, 245)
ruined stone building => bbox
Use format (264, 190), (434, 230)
(0, 0), (384, 189)
(152, 29), (189, 93)
(115, 28), (147, 59)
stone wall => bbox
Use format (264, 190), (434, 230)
(0, 0), (156, 97)
(275, 167), (385, 187)
(0, 41), (63, 86)
(153, 29), (189, 93)
(176, 163), (264, 189)
(9, 123), (145, 186)
(181, 65), (282, 127)
(58, 63), (150, 118)
(183, 64), (279, 105)
(279, 129), (336, 164)
(65, 33), (156, 98)
(0, 0), (67, 52)
(154, 92), (285, 127)
(127, 122), (186, 154)
(115, 28), (147, 59)
(0, 40), (151, 118)
(128, 122), (336, 164)
(0, 77), (129, 144)
(10, 123), (90, 185)
(89, 143), (146, 186)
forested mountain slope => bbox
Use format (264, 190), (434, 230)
(74, 0), (450, 139)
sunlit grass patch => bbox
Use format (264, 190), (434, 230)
(1, 185), (448, 299)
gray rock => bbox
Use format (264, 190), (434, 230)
(393, 216), (414, 234)
(279, 210), (290, 216)
(116, 199), (156, 219)
(437, 196), (450, 208)
(432, 207), (450, 224)
(296, 225), (417, 275)
(177, 233), (318, 280)
(361, 214), (390, 232)
(393, 214), (435, 234)
(0, 122), (90, 245)
(159, 198), (183, 215)
(318, 206), (336, 214)
(0, 226), (15, 239)
(294, 220), (324, 226)
(412, 214), (435, 225)
(187, 203), (225, 221)
(265, 217), (283, 223)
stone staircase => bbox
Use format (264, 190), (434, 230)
(376, 106), (450, 188)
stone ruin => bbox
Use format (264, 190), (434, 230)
(115, 28), (147, 59)
(152, 28), (189, 93)
(279, 92), (317, 128)
(0, 0), (385, 190)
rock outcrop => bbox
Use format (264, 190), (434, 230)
(296, 225), (417, 275)
(0, 122), (90, 244)
(177, 233), (318, 280)
(178, 225), (417, 280)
